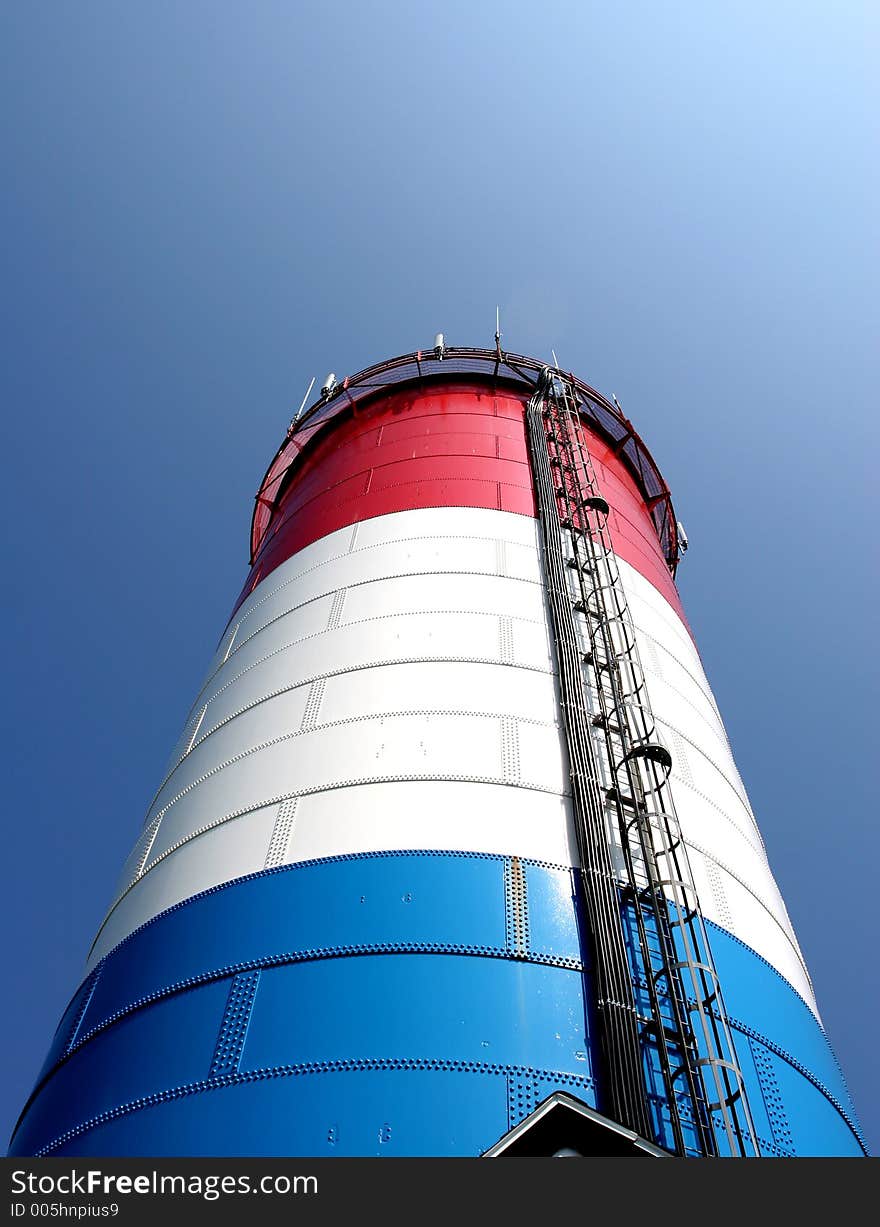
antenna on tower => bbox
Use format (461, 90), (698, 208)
(289, 376), (316, 434)
(495, 306), (502, 359)
(612, 393), (624, 415)
(551, 349), (560, 370)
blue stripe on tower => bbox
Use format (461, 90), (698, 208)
(9, 853), (865, 1157)
(11, 853), (596, 1157)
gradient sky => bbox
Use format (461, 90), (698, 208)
(1, 1), (877, 1152)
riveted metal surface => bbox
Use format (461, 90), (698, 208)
(20, 924), (863, 1157)
(299, 677), (326, 731)
(287, 778), (579, 866)
(31, 978), (100, 1093)
(263, 798), (297, 870)
(750, 1036), (795, 1156)
(17, 914), (864, 1158)
(143, 712), (561, 864)
(766, 1046), (863, 1156)
(90, 786), (582, 966)
(81, 855), (582, 1036)
(704, 859), (735, 933)
(198, 508), (545, 685)
(95, 802), (282, 964)
(187, 614), (554, 745)
(503, 857), (530, 957)
(12, 939), (598, 1157)
(12, 978), (234, 1158)
(523, 861), (584, 967)
(507, 1071), (540, 1129)
(316, 660), (561, 726)
(210, 970), (261, 1077)
(242, 956), (592, 1075)
(25, 1064), (598, 1158)
(61, 966), (102, 1059)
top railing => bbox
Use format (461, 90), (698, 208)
(249, 346), (679, 571)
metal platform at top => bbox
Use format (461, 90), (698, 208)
(250, 347), (679, 571)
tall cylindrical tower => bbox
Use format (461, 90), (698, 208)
(10, 348), (864, 1157)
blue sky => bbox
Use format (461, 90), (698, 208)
(1, 1), (877, 1151)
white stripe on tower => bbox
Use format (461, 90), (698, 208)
(87, 507), (579, 967)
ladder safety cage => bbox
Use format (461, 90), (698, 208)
(525, 384), (655, 1144)
(525, 369), (758, 1158)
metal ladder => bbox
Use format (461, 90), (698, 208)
(526, 369), (758, 1157)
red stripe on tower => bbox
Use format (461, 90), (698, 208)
(236, 380), (685, 622)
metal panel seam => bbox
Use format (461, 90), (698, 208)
(67, 944), (587, 1062)
(34, 1060), (597, 1158)
(88, 850), (574, 965)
